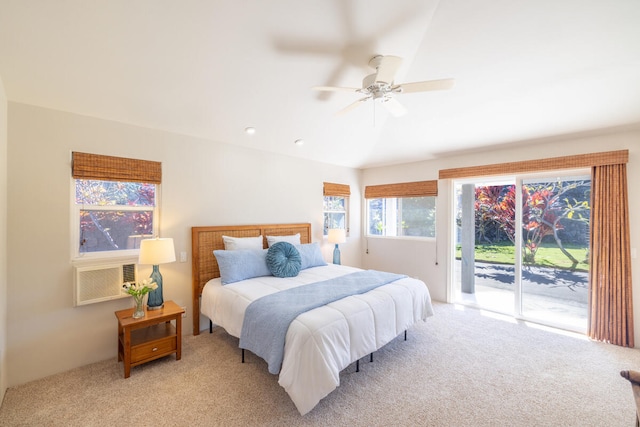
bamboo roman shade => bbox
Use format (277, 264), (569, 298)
(364, 180), (437, 199)
(323, 182), (351, 197)
(438, 150), (628, 179)
(72, 152), (162, 184)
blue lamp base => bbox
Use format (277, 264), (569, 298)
(333, 244), (341, 265)
(146, 265), (164, 310)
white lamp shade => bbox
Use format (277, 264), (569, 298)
(328, 228), (346, 244)
(139, 238), (176, 265)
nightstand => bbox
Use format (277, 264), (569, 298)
(115, 300), (185, 378)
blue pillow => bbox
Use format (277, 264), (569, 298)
(266, 242), (302, 278)
(213, 249), (272, 285)
(295, 242), (328, 270)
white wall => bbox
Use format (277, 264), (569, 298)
(362, 129), (640, 343)
(0, 76), (8, 403)
(5, 102), (362, 387)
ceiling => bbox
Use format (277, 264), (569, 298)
(1, 0), (639, 169)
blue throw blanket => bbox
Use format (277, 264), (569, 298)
(239, 270), (406, 374)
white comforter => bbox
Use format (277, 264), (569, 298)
(201, 264), (434, 415)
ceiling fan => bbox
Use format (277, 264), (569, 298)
(313, 55), (454, 117)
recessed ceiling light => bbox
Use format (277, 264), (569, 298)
(294, 139), (304, 146)
(245, 127), (256, 135)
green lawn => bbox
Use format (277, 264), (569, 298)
(455, 242), (590, 272)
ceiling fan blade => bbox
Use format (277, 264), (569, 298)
(381, 97), (407, 117)
(312, 86), (360, 93)
(374, 55), (403, 84)
(336, 97), (369, 115)
(395, 78), (455, 94)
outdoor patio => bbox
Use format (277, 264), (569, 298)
(455, 261), (588, 332)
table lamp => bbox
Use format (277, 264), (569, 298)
(139, 237), (176, 310)
(328, 228), (346, 265)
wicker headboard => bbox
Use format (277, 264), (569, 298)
(191, 223), (312, 334)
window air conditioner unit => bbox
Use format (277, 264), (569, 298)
(74, 262), (137, 306)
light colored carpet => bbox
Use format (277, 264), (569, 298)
(1, 302), (638, 426)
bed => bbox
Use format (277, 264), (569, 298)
(192, 223), (434, 415)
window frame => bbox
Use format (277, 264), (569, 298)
(323, 182), (351, 237)
(364, 180), (438, 240)
(323, 195), (349, 236)
(71, 178), (160, 261)
(70, 152), (162, 262)
(365, 195), (436, 240)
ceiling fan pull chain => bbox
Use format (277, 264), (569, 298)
(373, 100), (376, 128)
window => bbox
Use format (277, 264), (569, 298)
(324, 196), (348, 235)
(323, 182), (350, 236)
(364, 180), (437, 238)
(367, 196), (436, 237)
(74, 179), (157, 256)
(72, 152), (161, 259)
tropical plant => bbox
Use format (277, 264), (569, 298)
(474, 180), (590, 267)
(76, 179), (155, 252)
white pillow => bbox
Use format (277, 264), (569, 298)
(266, 233), (301, 247)
(222, 235), (263, 251)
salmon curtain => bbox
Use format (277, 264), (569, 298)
(589, 163), (634, 347)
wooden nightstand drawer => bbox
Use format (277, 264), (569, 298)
(130, 323), (177, 363)
(131, 336), (176, 363)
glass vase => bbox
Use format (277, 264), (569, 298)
(132, 294), (145, 319)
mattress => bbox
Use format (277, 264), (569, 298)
(201, 263), (434, 414)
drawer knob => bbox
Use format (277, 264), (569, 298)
(152, 347), (158, 352)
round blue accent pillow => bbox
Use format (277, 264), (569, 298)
(266, 242), (302, 278)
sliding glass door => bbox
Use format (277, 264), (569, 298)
(518, 175), (591, 330)
(455, 180), (516, 315)
(453, 171), (590, 332)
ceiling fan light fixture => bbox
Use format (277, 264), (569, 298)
(313, 54), (454, 117)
